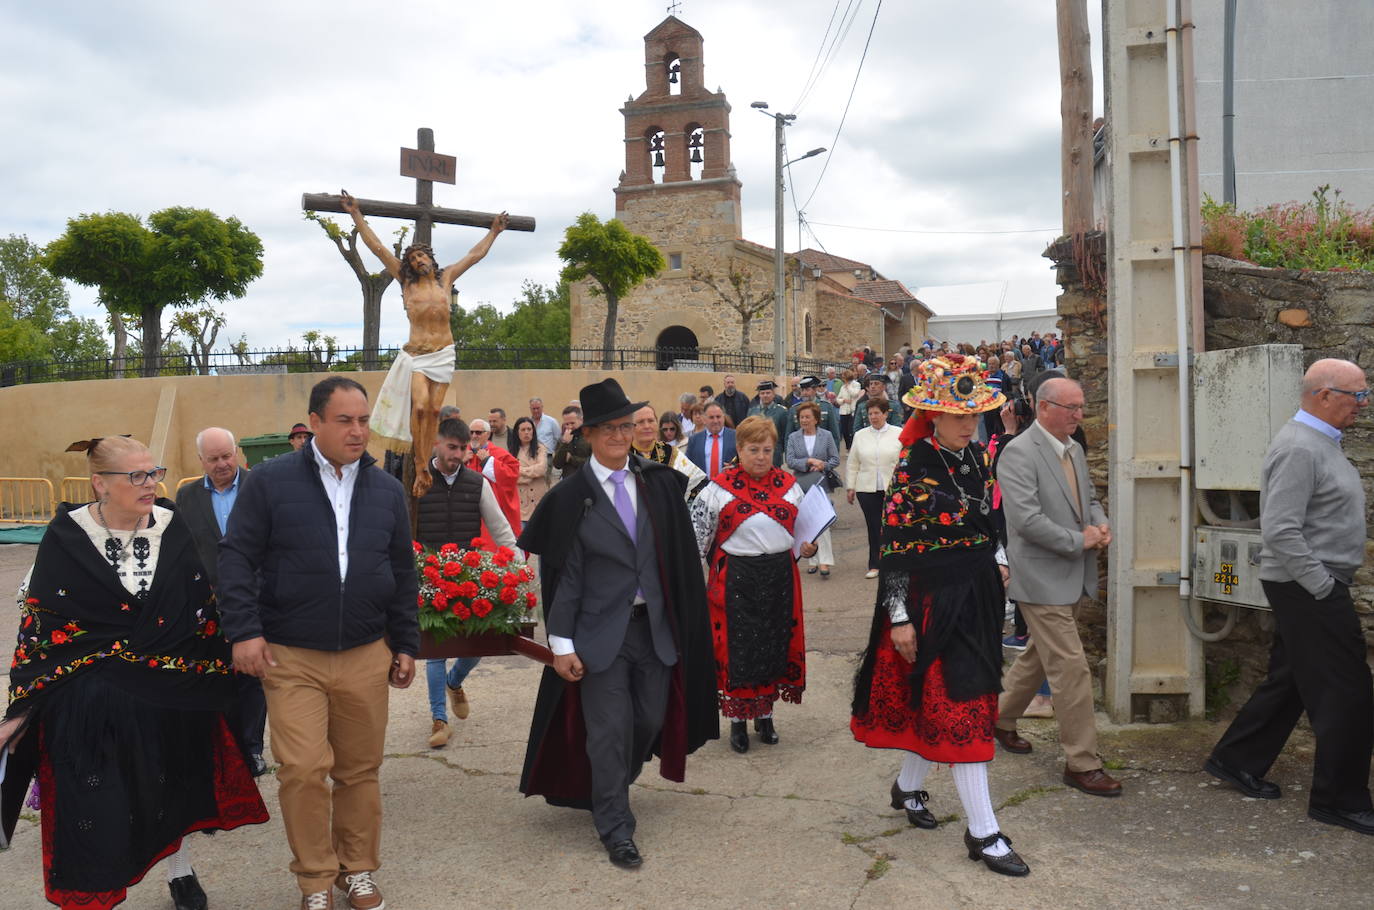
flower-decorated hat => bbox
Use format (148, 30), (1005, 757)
(901, 354), (1006, 415)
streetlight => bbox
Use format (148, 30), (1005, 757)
(752, 101), (825, 378)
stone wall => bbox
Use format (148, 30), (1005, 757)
(1046, 243), (1374, 712)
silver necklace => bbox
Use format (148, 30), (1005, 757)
(95, 501), (143, 565)
(932, 441), (991, 516)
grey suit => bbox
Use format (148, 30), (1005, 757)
(547, 462), (677, 845)
(783, 428), (841, 487)
(174, 469), (266, 762)
(994, 423), (1108, 772)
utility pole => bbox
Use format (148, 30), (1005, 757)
(752, 102), (824, 379)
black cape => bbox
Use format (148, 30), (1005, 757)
(516, 455), (718, 807)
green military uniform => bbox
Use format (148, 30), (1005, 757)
(749, 400), (791, 466)
(784, 397), (842, 450)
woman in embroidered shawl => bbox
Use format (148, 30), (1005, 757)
(0, 436), (268, 910)
(690, 416), (816, 754)
(850, 355), (1031, 877)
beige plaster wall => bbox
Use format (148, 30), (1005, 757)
(0, 368), (772, 490)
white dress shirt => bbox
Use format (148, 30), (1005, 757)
(312, 439), (361, 581)
(691, 477), (805, 560)
(548, 455), (635, 657)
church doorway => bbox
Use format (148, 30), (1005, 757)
(655, 325), (699, 370)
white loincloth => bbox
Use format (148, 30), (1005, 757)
(372, 344), (456, 450)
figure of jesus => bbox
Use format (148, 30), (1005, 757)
(340, 189), (507, 497)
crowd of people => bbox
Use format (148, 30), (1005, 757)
(4, 333), (1372, 908)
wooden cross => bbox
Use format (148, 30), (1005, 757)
(301, 128), (535, 244)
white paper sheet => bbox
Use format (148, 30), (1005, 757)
(792, 484), (838, 559)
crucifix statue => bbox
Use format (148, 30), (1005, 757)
(302, 128), (535, 500)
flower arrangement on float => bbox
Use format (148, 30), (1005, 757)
(413, 539), (538, 648)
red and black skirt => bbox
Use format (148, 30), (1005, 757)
(707, 549), (806, 719)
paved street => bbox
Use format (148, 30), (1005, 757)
(0, 491), (1367, 909)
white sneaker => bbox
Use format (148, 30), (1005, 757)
(865, 569), (879, 579)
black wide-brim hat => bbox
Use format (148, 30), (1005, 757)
(580, 378), (649, 426)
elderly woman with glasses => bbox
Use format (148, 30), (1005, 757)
(1, 436), (268, 910)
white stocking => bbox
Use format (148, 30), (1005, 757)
(165, 839), (194, 881)
(897, 752), (933, 810)
(951, 761), (1010, 857)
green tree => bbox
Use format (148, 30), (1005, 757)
(557, 213), (663, 368)
(0, 234), (108, 369)
(303, 210), (408, 370)
(43, 208), (263, 376)
(500, 280), (570, 349)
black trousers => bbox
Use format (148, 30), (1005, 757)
(230, 673), (268, 758)
(839, 414), (854, 449)
(856, 491), (884, 570)
(1211, 579), (1374, 811)
(580, 615), (671, 845)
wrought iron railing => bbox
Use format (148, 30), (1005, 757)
(0, 346), (830, 386)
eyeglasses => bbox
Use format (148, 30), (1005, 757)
(597, 422), (636, 436)
(97, 467), (168, 486)
(1042, 400), (1085, 414)
(1325, 386), (1371, 404)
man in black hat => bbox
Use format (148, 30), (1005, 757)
(517, 378), (718, 870)
(748, 380), (790, 467)
(784, 375), (842, 448)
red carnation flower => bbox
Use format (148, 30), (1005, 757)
(412, 540), (423, 554)
(417, 594), (425, 607)
(458, 581), (480, 598)
(492, 551), (512, 567)
(499, 586), (518, 605)
(440, 580), (460, 597)
(442, 561), (461, 578)
(520, 567), (535, 582)
(440, 542), (460, 555)
(423, 566), (441, 583)
(502, 571), (521, 587)
(462, 551), (483, 567)
(454, 603), (472, 620)
(525, 591), (538, 608)
(425, 554), (439, 566)
(433, 594), (449, 610)
(472, 598), (494, 617)
(480, 570), (500, 589)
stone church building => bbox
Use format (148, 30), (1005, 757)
(569, 16), (931, 365)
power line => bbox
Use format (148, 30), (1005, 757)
(806, 219), (1060, 235)
(800, 0), (882, 211)
(795, 0), (863, 114)
(791, 0), (846, 112)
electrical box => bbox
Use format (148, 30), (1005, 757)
(1193, 526), (1269, 609)
(1193, 345), (1303, 491)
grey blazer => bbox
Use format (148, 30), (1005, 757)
(998, 425), (1107, 605)
(784, 429), (840, 490)
(545, 465), (678, 674)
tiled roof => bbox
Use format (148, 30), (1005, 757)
(851, 279), (916, 304)
(795, 248), (875, 274)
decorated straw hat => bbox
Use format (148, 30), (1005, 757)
(902, 354), (1006, 415)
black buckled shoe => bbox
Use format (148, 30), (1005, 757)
(889, 779), (937, 829)
(754, 717), (779, 745)
(729, 720), (749, 753)
(963, 829), (1030, 877)
(606, 838), (643, 869)
(169, 872), (208, 910)
(1204, 756), (1281, 799)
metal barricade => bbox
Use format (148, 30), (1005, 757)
(0, 477), (55, 524)
(61, 476), (94, 504)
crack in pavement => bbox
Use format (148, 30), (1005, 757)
(385, 750), (520, 777)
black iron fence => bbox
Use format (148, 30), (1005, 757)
(0, 346), (830, 386)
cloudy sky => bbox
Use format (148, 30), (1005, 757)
(2, 0), (1102, 350)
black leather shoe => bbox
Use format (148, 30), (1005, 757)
(169, 872), (208, 910)
(889, 779), (937, 829)
(1204, 756), (1280, 799)
(729, 720), (749, 753)
(606, 838), (644, 869)
(248, 753), (269, 777)
(963, 829), (1030, 877)
(754, 717), (779, 745)
(1308, 805), (1374, 835)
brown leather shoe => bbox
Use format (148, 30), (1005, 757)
(427, 719), (450, 749)
(448, 685), (470, 720)
(1063, 767), (1123, 797)
(993, 727), (1032, 754)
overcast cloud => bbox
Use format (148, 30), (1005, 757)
(1, 0), (1102, 350)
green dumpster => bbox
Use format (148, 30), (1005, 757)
(240, 433), (293, 467)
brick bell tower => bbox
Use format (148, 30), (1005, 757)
(614, 16), (742, 243)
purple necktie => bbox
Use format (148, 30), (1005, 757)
(610, 469), (637, 541)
